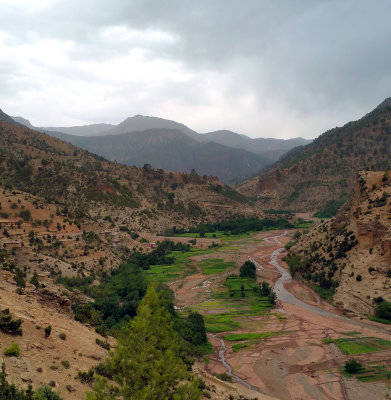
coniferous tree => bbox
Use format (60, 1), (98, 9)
(86, 284), (202, 400)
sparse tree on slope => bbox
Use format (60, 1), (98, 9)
(86, 284), (202, 400)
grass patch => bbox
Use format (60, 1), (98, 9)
(369, 316), (391, 325)
(200, 258), (235, 275)
(336, 337), (391, 354)
(204, 314), (241, 333)
(323, 338), (334, 344)
(341, 331), (361, 336)
(145, 247), (226, 282)
(232, 341), (255, 352)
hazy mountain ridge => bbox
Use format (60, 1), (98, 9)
(45, 128), (272, 183)
(237, 98), (391, 211)
(11, 114), (310, 183)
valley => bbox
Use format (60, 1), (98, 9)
(138, 228), (391, 399)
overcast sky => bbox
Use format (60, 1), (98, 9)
(0, 0), (390, 139)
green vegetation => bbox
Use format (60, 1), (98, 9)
(165, 217), (294, 237)
(0, 363), (63, 399)
(336, 337), (391, 354)
(3, 343), (20, 357)
(374, 301), (391, 323)
(200, 259), (235, 275)
(239, 260), (256, 279)
(0, 309), (22, 335)
(86, 285), (202, 400)
(313, 194), (349, 218)
(344, 358), (363, 374)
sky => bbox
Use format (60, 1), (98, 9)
(0, 0), (390, 139)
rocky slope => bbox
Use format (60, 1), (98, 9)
(237, 98), (391, 212)
(288, 171), (391, 315)
(0, 118), (255, 231)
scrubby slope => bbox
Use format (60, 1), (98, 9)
(287, 171), (391, 315)
(237, 98), (391, 212)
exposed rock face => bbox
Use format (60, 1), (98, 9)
(289, 171), (391, 315)
(34, 288), (72, 314)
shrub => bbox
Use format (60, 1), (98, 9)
(61, 360), (70, 369)
(344, 358), (362, 374)
(77, 369), (94, 384)
(95, 338), (110, 350)
(4, 342), (20, 357)
(356, 275), (362, 282)
(59, 333), (66, 341)
(0, 308), (23, 335)
(33, 385), (63, 399)
(239, 261), (256, 279)
(375, 301), (391, 322)
(44, 325), (52, 338)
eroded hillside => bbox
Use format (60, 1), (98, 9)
(287, 171), (391, 315)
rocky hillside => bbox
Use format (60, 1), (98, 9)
(287, 171), (391, 315)
(237, 98), (391, 212)
(0, 119), (256, 232)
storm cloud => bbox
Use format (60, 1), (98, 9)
(0, 0), (390, 138)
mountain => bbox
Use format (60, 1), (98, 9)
(46, 128), (271, 183)
(287, 171), (391, 315)
(105, 114), (200, 140)
(11, 116), (35, 129)
(0, 108), (19, 124)
(42, 122), (115, 136)
(0, 110), (255, 232)
(237, 98), (391, 212)
(199, 130), (311, 160)
(12, 113), (311, 183)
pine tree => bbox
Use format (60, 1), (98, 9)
(86, 284), (202, 400)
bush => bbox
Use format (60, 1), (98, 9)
(0, 308), (23, 335)
(33, 385), (63, 399)
(44, 325), (52, 338)
(59, 333), (66, 340)
(375, 301), (391, 322)
(239, 261), (256, 279)
(344, 358), (362, 374)
(356, 275), (362, 282)
(4, 342), (20, 357)
(61, 360), (70, 369)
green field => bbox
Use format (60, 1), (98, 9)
(196, 275), (274, 333)
(344, 363), (391, 383)
(145, 246), (227, 282)
(173, 231), (254, 241)
(200, 258), (236, 274)
(336, 337), (391, 354)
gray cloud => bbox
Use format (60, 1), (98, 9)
(0, 0), (390, 138)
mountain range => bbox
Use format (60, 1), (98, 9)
(237, 97), (391, 213)
(11, 114), (311, 183)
